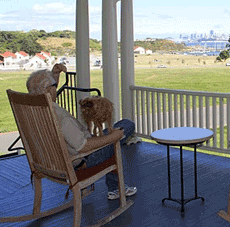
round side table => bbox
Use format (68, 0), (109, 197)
(151, 127), (213, 213)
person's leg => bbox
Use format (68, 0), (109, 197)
(103, 119), (135, 145)
(104, 119), (135, 192)
(75, 119), (136, 194)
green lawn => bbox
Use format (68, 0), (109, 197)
(1, 67), (230, 157)
(1, 67), (230, 133)
(135, 67), (230, 93)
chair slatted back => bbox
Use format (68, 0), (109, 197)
(7, 90), (76, 182)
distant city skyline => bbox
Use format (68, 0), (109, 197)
(178, 30), (229, 42)
(1, 0), (230, 41)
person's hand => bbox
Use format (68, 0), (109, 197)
(111, 127), (124, 141)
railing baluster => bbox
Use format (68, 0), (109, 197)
(70, 75), (74, 116)
(227, 98), (230, 149)
(220, 97), (224, 149)
(136, 90), (141, 134)
(152, 92), (156, 131)
(163, 93), (167, 128)
(192, 96), (197, 127)
(146, 91), (151, 135)
(157, 92), (161, 130)
(131, 89), (135, 128)
(168, 93), (173, 128)
(180, 94), (184, 127)
(206, 97), (210, 146)
(174, 94), (178, 127)
(74, 73), (77, 118)
(199, 96), (203, 128)
(186, 95), (190, 127)
(213, 97), (217, 147)
(141, 91), (146, 135)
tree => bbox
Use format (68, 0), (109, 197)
(219, 50), (229, 61)
(21, 38), (43, 55)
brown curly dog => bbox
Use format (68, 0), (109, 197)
(79, 96), (114, 137)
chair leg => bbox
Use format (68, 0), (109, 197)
(33, 175), (42, 215)
(72, 185), (82, 227)
(114, 141), (127, 207)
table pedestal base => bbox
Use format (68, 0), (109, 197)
(162, 196), (204, 212)
(163, 144), (204, 213)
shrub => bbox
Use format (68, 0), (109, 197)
(62, 42), (72, 47)
(216, 56), (222, 62)
(219, 50), (229, 61)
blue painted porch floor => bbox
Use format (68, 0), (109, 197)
(0, 141), (230, 227)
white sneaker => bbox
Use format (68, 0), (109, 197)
(125, 135), (142, 145)
(107, 184), (137, 200)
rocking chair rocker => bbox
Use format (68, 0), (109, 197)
(218, 185), (230, 223)
(1, 89), (134, 226)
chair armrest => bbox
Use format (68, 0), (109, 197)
(70, 135), (125, 162)
(57, 86), (101, 97)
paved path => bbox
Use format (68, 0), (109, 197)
(0, 131), (22, 153)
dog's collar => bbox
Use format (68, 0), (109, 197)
(51, 83), (58, 88)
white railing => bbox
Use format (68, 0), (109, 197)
(130, 85), (230, 154)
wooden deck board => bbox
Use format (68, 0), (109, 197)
(0, 141), (230, 226)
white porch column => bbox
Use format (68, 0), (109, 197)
(102, 0), (120, 124)
(121, 0), (135, 121)
(76, 0), (90, 121)
(76, 0), (90, 90)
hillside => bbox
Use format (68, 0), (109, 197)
(0, 30), (102, 56)
(0, 30), (188, 56)
(37, 37), (102, 56)
(134, 39), (188, 52)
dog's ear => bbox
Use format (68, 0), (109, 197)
(79, 99), (83, 106)
(79, 100), (93, 108)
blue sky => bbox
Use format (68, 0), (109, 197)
(0, 0), (230, 40)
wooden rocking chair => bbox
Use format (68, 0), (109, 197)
(1, 89), (134, 226)
(218, 185), (230, 222)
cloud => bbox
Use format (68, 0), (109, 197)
(135, 12), (149, 18)
(157, 14), (173, 19)
(224, 9), (230, 16)
(90, 6), (101, 15)
(32, 2), (75, 15)
(213, 24), (222, 29)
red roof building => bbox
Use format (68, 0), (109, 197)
(35, 53), (46, 60)
(2, 51), (17, 58)
(18, 51), (28, 56)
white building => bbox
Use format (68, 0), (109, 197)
(40, 51), (54, 65)
(134, 46), (145, 54)
(15, 51), (29, 61)
(29, 53), (48, 68)
(146, 49), (153, 55)
(0, 52), (17, 66)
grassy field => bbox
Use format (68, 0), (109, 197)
(134, 53), (227, 68)
(1, 61), (230, 133)
(1, 54), (230, 157)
